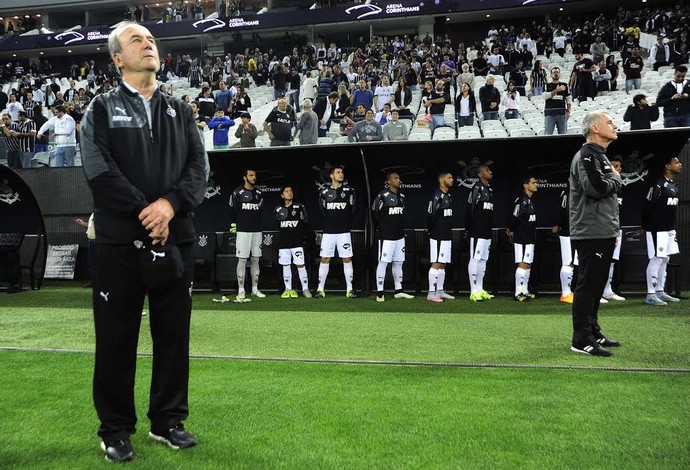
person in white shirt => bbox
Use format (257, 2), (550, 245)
(300, 71), (319, 102)
(37, 104), (77, 166)
(7, 94), (24, 121)
(487, 47), (505, 76)
(553, 30), (567, 57)
(374, 103), (392, 125)
(373, 75), (394, 112)
(501, 81), (521, 120)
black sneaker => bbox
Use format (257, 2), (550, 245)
(596, 337), (621, 348)
(149, 424), (197, 450)
(570, 343), (613, 357)
(100, 439), (135, 462)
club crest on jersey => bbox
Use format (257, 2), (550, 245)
(263, 234), (273, 246)
(198, 234), (208, 247)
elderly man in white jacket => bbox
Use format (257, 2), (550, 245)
(36, 104), (77, 167)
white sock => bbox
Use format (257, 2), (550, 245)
(282, 265), (292, 291)
(525, 268), (531, 294)
(477, 259), (487, 292)
(560, 265), (574, 296)
(343, 261), (354, 291)
(657, 257), (669, 293)
(317, 262), (330, 291)
(297, 266), (309, 291)
(376, 260), (388, 294)
(515, 267), (527, 296)
(437, 268), (446, 292)
(468, 258), (479, 293)
(602, 262), (615, 297)
(646, 257), (663, 294)
(236, 257), (247, 293)
(428, 267), (439, 292)
(250, 257), (260, 292)
(391, 261), (404, 291)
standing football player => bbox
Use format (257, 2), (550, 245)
(275, 185), (311, 298)
(229, 167), (265, 301)
(371, 171), (415, 302)
(507, 175), (539, 302)
(315, 165), (357, 298)
(466, 164), (495, 301)
(426, 170), (455, 303)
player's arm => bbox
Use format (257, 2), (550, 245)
(426, 195), (440, 232)
(349, 187), (357, 215)
(301, 204), (309, 224)
(507, 198), (521, 236)
(319, 188), (327, 216)
(371, 193), (383, 225)
(228, 189), (239, 223)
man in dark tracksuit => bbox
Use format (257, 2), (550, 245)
(80, 22), (207, 462)
(569, 110), (622, 357)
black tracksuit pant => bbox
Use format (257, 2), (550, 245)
(92, 242), (193, 441)
(571, 238), (615, 347)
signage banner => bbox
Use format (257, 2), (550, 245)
(44, 244), (79, 279)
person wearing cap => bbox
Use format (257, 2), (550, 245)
(235, 112), (258, 147)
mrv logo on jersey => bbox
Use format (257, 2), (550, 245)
(280, 220), (299, 228)
(327, 202), (348, 210)
(242, 203), (260, 210)
(388, 207), (403, 215)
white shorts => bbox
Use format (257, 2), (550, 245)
(646, 230), (680, 259)
(559, 236), (575, 266)
(612, 230), (622, 261)
(278, 247), (306, 266)
(514, 243), (534, 264)
(378, 238), (405, 263)
(236, 232), (262, 258)
(320, 232), (353, 258)
(469, 238), (491, 261)
(430, 238), (452, 264)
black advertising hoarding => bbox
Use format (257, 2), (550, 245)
(200, 130), (690, 234)
(3, 0), (582, 52)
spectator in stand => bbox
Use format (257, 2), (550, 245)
(0, 113), (22, 169)
(208, 108), (235, 150)
(313, 92), (339, 138)
(32, 105), (49, 153)
(37, 104), (77, 167)
(590, 36), (609, 66)
(375, 103), (393, 126)
(456, 63), (475, 92)
(373, 75), (394, 113)
(234, 112), (258, 148)
(553, 29), (567, 57)
(425, 79), (449, 134)
(479, 75), (500, 121)
(672, 31), (690, 67)
(623, 94), (659, 130)
(339, 106), (356, 136)
(287, 68), (302, 112)
(300, 71), (318, 104)
(382, 110), (408, 141)
(623, 47), (644, 93)
(530, 60), (548, 96)
(502, 81), (521, 120)
(649, 35), (671, 72)
(544, 67), (571, 135)
(606, 55), (619, 92)
(196, 86), (215, 122)
(455, 82), (477, 128)
(215, 80), (234, 115)
(509, 60), (528, 96)
(7, 94), (24, 121)
(656, 65), (690, 128)
(570, 50), (596, 102)
(472, 50), (489, 77)
(263, 98), (294, 146)
(394, 77), (413, 118)
(294, 98), (318, 145)
(335, 84), (351, 118)
(348, 108), (383, 142)
(593, 61), (612, 95)
(352, 79), (373, 110)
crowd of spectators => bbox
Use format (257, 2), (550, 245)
(2, 2), (690, 164)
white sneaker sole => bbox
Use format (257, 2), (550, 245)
(148, 432), (182, 450)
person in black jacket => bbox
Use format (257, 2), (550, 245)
(80, 22), (206, 462)
(623, 94), (659, 130)
(479, 75), (500, 121)
(656, 65), (690, 128)
(313, 92), (339, 137)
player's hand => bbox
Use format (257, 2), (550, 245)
(139, 198), (174, 232)
(552, 225), (561, 234)
(505, 229), (513, 238)
(229, 223), (237, 233)
(150, 225), (169, 246)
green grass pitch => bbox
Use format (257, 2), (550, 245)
(1, 284), (689, 469)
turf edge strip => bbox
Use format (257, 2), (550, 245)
(2, 346), (689, 374)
